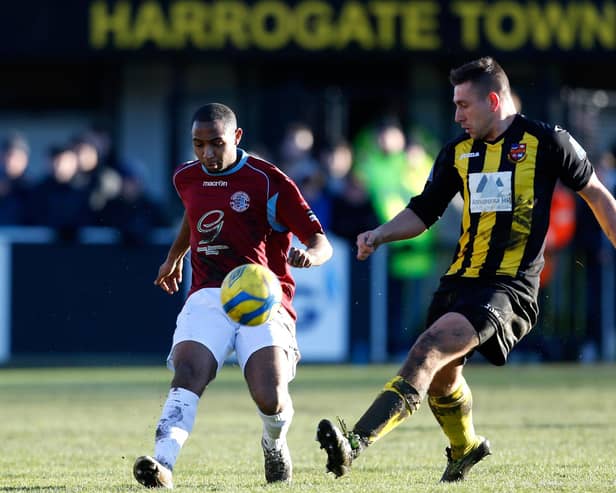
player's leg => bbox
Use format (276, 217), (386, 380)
(425, 285), (535, 482)
(428, 361), (491, 482)
(236, 308), (298, 483)
(134, 288), (235, 489)
(158, 342), (217, 464)
(317, 311), (479, 477)
(134, 342), (216, 489)
(245, 346), (294, 482)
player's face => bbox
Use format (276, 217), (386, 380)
(453, 81), (496, 141)
(192, 120), (243, 172)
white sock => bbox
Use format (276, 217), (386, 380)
(258, 403), (294, 450)
(153, 387), (199, 469)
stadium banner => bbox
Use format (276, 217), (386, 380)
(2, 1), (615, 59)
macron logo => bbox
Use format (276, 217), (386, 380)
(203, 181), (228, 187)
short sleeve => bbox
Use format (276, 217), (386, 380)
(275, 174), (325, 243)
(408, 145), (461, 228)
(553, 127), (593, 191)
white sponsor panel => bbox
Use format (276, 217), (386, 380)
(291, 235), (349, 362)
(469, 171), (512, 213)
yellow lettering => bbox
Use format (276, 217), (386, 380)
(251, 1), (292, 50)
(212, 2), (249, 49)
(484, 1), (527, 50)
(89, 0), (616, 55)
(169, 1), (209, 49)
(451, 1), (484, 50)
(400, 1), (440, 50)
(90, 0), (133, 49)
(295, 1), (335, 50)
(369, 1), (398, 49)
(133, 1), (172, 48)
(336, 1), (374, 49)
(528, 2), (577, 51)
(580, 2), (615, 49)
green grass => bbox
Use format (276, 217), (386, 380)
(0, 363), (615, 492)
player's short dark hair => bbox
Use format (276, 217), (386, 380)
(449, 56), (510, 96)
(192, 103), (237, 129)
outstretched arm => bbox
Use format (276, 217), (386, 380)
(154, 211), (191, 294)
(287, 232), (333, 268)
(356, 208), (428, 261)
(577, 171), (616, 249)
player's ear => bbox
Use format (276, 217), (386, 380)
(234, 127), (243, 145)
(488, 92), (500, 111)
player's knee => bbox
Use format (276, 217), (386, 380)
(256, 397), (283, 416)
(410, 330), (445, 362)
(254, 388), (288, 415)
(414, 315), (477, 358)
(172, 360), (215, 395)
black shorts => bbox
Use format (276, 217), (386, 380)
(425, 276), (539, 366)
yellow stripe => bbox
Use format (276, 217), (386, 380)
(463, 143), (503, 277)
(446, 141), (473, 275)
(498, 133), (537, 275)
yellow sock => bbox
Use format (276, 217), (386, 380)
(428, 378), (479, 459)
(354, 376), (422, 445)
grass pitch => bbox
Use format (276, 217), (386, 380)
(0, 363), (615, 492)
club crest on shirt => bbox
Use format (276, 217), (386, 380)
(230, 191), (250, 212)
(507, 143), (527, 163)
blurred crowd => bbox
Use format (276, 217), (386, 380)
(272, 117), (460, 358)
(0, 128), (170, 244)
(2, 119), (615, 361)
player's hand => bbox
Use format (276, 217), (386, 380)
(356, 230), (379, 260)
(287, 246), (313, 268)
(154, 257), (183, 294)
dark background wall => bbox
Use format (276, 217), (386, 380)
(10, 242), (183, 360)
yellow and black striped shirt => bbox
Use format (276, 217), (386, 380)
(409, 114), (593, 293)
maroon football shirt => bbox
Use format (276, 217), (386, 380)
(173, 149), (324, 320)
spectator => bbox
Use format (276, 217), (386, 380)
(353, 118), (436, 357)
(278, 122), (331, 229)
(541, 183), (577, 288)
(71, 133), (123, 224)
(322, 140), (378, 241)
(278, 122), (320, 181)
(99, 165), (170, 245)
(0, 133), (32, 225)
(27, 144), (93, 240)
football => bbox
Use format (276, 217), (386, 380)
(220, 264), (283, 326)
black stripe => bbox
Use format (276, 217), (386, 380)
(518, 140), (554, 277)
(480, 133), (520, 275)
(458, 141), (487, 275)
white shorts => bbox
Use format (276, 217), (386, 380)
(167, 288), (300, 380)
